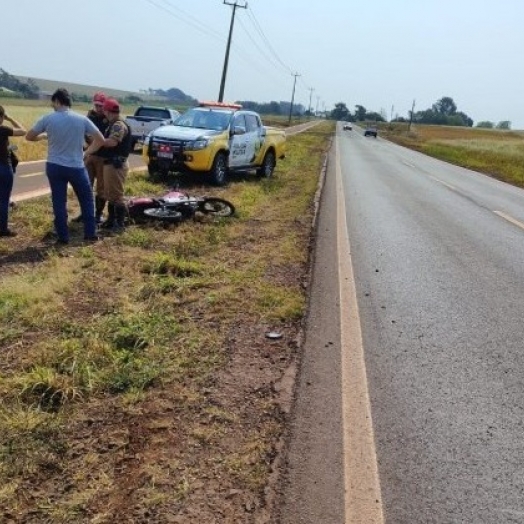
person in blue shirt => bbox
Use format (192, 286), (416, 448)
(26, 88), (105, 244)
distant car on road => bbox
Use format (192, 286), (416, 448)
(343, 123), (352, 130)
(364, 126), (378, 138)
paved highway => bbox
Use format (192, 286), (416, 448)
(11, 152), (146, 202)
(280, 124), (524, 523)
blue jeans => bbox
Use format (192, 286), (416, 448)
(46, 162), (96, 241)
(0, 162), (14, 232)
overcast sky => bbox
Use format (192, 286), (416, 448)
(4, 0), (524, 127)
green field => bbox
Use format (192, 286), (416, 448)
(380, 123), (524, 188)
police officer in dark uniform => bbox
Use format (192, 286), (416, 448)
(84, 97), (131, 232)
(86, 92), (109, 222)
(73, 92), (109, 223)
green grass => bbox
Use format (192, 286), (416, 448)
(381, 123), (524, 187)
(0, 120), (335, 521)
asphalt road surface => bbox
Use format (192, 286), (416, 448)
(279, 124), (524, 523)
(11, 152), (146, 201)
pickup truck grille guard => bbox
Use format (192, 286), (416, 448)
(149, 138), (187, 163)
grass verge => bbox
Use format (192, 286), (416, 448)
(0, 120), (334, 522)
(380, 123), (524, 187)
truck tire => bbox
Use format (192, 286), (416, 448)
(147, 162), (168, 181)
(209, 152), (228, 186)
(257, 150), (276, 178)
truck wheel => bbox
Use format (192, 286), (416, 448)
(147, 162), (158, 177)
(257, 150), (276, 178)
(147, 162), (168, 181)
(209, 152), (228, 186)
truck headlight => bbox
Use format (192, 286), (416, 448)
(185, 139), (209, 151)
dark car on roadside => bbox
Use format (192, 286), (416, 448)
(364, 126), (378, 138)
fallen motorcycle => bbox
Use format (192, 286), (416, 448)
(126, 189), (235, 224)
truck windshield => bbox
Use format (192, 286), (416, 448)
(136, 108), (171, 119)
(174, 108), (232, 131)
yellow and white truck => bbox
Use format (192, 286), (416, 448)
(143, 102), (286, 185)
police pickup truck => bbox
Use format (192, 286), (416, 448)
(143, 102), (286, 185)
(125, 106), (180, 151)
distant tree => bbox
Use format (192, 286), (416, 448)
(496, 120), (511, 130)
(433, 96), (457, 116)
(149, 87), (197, 105)
(237, 100), (303, 116)
(449, 111), (473, 127)
(71, 92), (90, 103)
(354, 105), (367, 121)
(475, 121), (494, 129)
(0, 68), (39, 98)
(366, 111), (386, 123)
(124, 95), (143, 104)
(330, 102), (350, 121)
(413, 96), (472, 127)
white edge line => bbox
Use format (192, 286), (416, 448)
(493, 210), (524, 230)
(336, 137), (385, 523)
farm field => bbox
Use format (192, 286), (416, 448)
(381, 123), (524, 188)
(0, 98), (298, 163)
(0, 99), (145, 162)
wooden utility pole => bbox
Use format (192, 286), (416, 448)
(408, 99), (416, 132)
(218, 0), (247, 102)
(288, 73), (300, 125)
(308, 87), (314, 116)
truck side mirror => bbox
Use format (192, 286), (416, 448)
(233, 126), (246, 135)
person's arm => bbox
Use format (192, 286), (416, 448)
(4, 114), (26, 137)
(26, 129), (47, 141)
(83, 128), (105, 156)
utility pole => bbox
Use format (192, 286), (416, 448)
(308, 87), (314, 117)
(315, 95), (320, 116)
(218, 0), (247, 103)
(288, 73), (300, 125)
(408, 99), (416, 132)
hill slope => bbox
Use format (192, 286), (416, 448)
(14, 75), (168, 102)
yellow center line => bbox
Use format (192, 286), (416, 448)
(336, 138), (384, 523)
(493, 211), (524, 231)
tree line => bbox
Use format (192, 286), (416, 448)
(329, 96), (512, 130)
(0, 69), (39, 99)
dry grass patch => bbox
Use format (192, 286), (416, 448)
(382, 123), (524, 187)
(0, 120), (334, 522)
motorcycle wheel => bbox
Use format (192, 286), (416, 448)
(199, 197), (235, 217)
(143, 207), (184, 224)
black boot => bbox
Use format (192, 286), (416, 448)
(100, 202), (115, 229)
(95, 196), (106, 224)
(112, 203), (127, 233)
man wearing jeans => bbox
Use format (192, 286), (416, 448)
(26, 88), (105, 244)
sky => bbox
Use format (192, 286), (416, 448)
(4, 0), (524, 128)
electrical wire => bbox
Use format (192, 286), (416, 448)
(142, 0), (313, 103)
(143, 0), (224, 42)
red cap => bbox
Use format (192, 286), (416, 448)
(93, 91), (106, 104)
(103, 98), (120, 113)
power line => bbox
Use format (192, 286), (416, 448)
(144, 0), (224, 42)
(245, 6), (294, 75)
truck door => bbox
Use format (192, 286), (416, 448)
(229, 114), (248, 167)
(245, 113), (263, 165)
